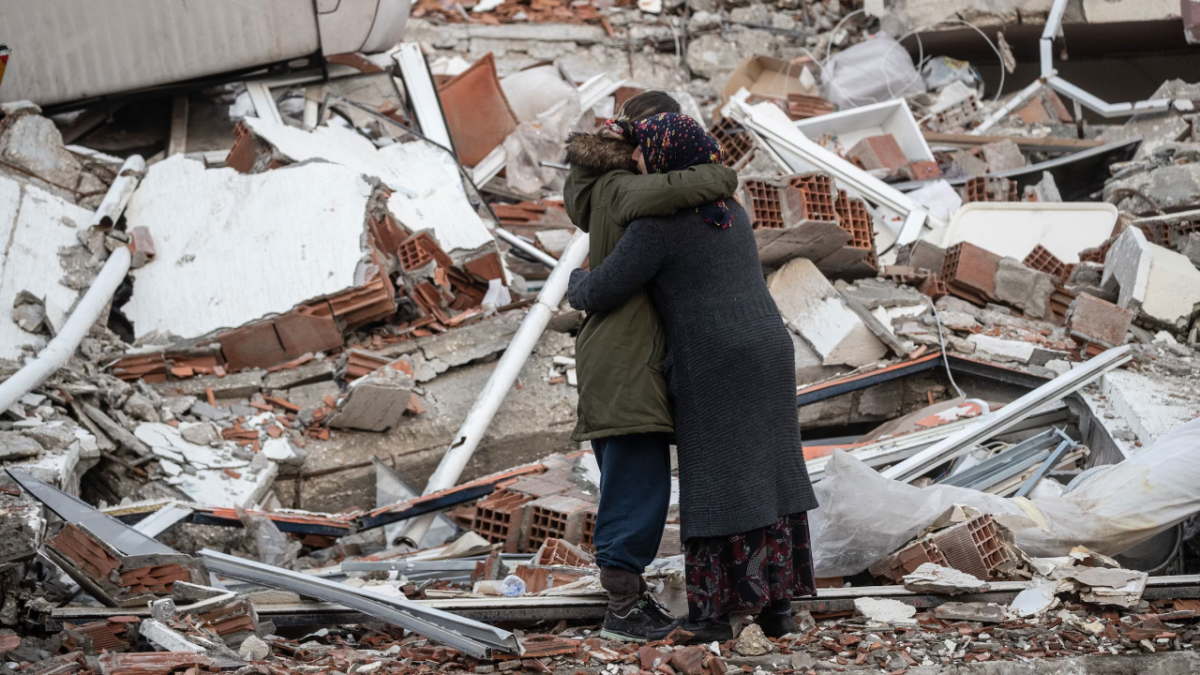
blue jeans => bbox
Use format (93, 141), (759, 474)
(591, 432), (672, 574)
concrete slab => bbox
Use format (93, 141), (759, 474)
(1103, 227), (1200, 330)
(768, 258), (887, 368)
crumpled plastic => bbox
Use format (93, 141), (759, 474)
(504, 92), (591, 194)
(922, 56), (976, 90)
(810, 416), (1200, 577)
(821, 34), (926, 110)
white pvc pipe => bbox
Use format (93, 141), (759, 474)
(400, 230), (589, 545)
(0, 154), (144, 411)
(494, 228), (559, 268)
(0, 247), (132, 412)
(93, 155), (146, 228)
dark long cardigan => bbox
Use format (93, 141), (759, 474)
(567, 202), (818, 541)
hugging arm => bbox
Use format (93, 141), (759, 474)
(568, 221), (666, 313)
(609, 165), (738, 224)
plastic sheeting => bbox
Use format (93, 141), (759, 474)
(810, 417), (1200, 577)
(503, 93), (591, 194)
(821, 35), (926, 111)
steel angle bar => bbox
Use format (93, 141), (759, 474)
(343, 554), (533, 574)
(200, 550), (517, 658)
(882, 346), (1131, 483)
(7, 469), (175, 556)
(132, 503), (195, 538)
(939, 429), (1061, 489)
(1015, 433), (1076, 498)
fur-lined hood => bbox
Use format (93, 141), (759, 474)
(565, 132), (637, 173)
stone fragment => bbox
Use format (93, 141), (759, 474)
(0, 432), (44, 461)
(179, 422), (221, 446)
(903, 563), (991, 595)
(239, 635), (270, 660)
(933, 602), (1006, 624)
(854, 597), (917, 626)
(123, 392), (161, 423)
(735, 623), (773, 656)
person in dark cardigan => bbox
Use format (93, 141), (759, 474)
(567, 113), (818, 641)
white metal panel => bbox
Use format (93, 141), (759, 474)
(0, 0), (321, 106)
(122, 157), (373, 341)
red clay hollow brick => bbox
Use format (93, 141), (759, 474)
(848, 134), (909, 173)
(941, 242), (1001, 305)
(1066, 293), (1135, 349)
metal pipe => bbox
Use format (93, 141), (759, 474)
(400, 231), (589, 545)
(93, 155), (146, 228)
(494, 228), (559, 268)
(882, 346), (1131, 483)
(0, 156), (145, 412)
(971, 78), (1047, 135)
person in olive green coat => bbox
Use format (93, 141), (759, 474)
(561, 91), (739, 642)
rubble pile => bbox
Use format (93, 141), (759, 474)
(1, 0), (1200, 673)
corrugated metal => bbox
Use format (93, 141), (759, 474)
(0, 0), (321, 106)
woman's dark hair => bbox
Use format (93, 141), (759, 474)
(617, 91), (680, 122)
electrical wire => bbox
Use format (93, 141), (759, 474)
(923, 295), (966, 399)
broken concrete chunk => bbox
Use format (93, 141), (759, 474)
(239, 635), (270, 660)
(0, 432), (43, 461)
(966, 334), (1034, 364)
(768, 258), (887, 368)
(262, 360), (337, 390)
(1102, 227), (1200, 330)
(993, 258), (1055, 320)
(979, 139), (1026, 172)
(933, 602), (1005, 624)
(903, 563), (991, 595)
(854, 597), (917, 626)
(327, 367), (416, 432)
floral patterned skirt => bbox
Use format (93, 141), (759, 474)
(684, 512), (816, 622)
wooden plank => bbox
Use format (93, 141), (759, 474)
(923, 131), (1104, 153)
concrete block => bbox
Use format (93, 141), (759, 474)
(1103, 227), (1200, 330)
(326, 368), (414, 433)
(896, 240), (946, 274)
(993, 258), (1055, 320)
(933, 602), (1005, 624)
(966, 334), (1035, 363)
(153, 371), (264, 401)
(848, 134), (908, 172)
(979, 139), (1026, 172)
(262, 360), (336, 390)
(1066, 293), (1134, 348)
(767, 258), (888, 368)
(276, 380), (341, 411)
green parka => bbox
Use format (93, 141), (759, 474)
(562, 133), (738, 441)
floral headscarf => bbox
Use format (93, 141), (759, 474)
(633, 113), (732, 228)
(605, 113), (733, 228)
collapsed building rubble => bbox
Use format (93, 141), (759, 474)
(1, 0), (1200, 673)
